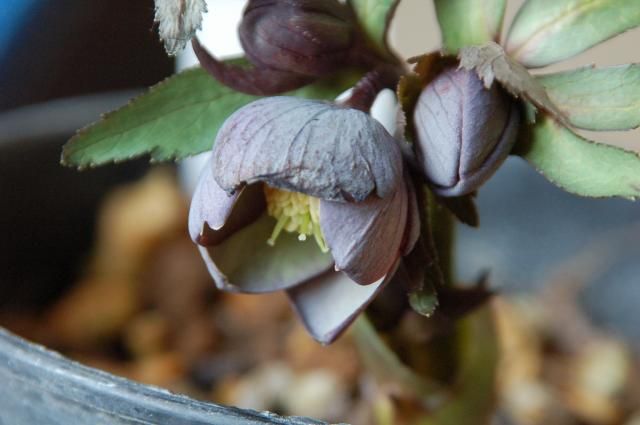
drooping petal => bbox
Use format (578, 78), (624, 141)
(212, 97), (402, 202)
(287, 266), (397, 344)
(320, 178), (408, 285)
(188, 164), (265, 246)
(190, 161), (334, 292)
(188, 164), (239, 243)
(199, 213), (334, 293)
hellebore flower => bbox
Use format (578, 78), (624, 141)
(413, 66), (521, 197)
(189, 96), (419, 343)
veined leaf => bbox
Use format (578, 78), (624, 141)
(62, 67), (254, 168)
(538, 64), (640, 131)
(348, 0), (400, 57)
(519, 116), (640, 200)
(62, 65), (360, 168)
(434, 0), (506, 55)
(506, 0), (640, 68)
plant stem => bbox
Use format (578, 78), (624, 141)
(422, 191), (460, 383)
(427, 190), (455, 286)
(352, 317), (447, 405)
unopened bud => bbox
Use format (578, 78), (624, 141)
(413, 67), (520, 196)
(239, 0), (355, 77)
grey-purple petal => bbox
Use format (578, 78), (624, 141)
(188, 164), (240, 244)
(190, 162), (334, 293)
(212, 97), (402, 202)
(413, 67), (520, 197)
(199, 213), (334, 293)
(189, 164), (266, 246)
(287, 268), (394, 344)
(320, 179), (408, 285)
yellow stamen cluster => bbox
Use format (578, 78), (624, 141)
(263, 186), (328, 252)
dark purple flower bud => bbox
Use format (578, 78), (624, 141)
(239, 0), (356, 77)
(413, 67), (521, 197)
(192, 1), (395, 95)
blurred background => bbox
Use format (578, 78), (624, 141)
(1, 1), (640, 424)
(0, 0), (173, 111)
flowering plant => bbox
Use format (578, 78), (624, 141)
(62, 0), (640, 422)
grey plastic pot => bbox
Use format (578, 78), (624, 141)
(0, 328), (325, 425)
(0, 93), (329, 425)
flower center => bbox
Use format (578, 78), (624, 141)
(263, 186), (328, 252)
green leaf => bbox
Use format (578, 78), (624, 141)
(348, 0), (400, 57)
(520, 116), (640, 200)
(459, 42), (568, 125)
(62, 65), (360, 168)
(538, 64), (640, 131)
(506, 0), (640, 68)
(62, 67), (254, 168)
(434, 0), (506, 55)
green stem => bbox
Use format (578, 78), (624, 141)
(427, 190), (455, 285)
(352, 317), (449, 408)
(419, 192), (499, 425)
(422, 189), (460, 383)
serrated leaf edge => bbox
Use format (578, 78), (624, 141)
(61, 67), (213, 169)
